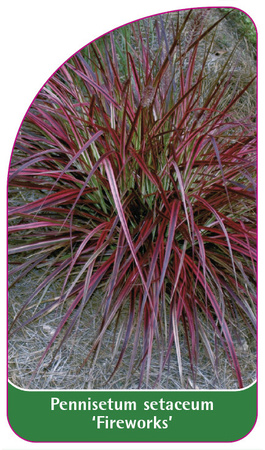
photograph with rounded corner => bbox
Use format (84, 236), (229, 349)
(8, 7), (256, 397)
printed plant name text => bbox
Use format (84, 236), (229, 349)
(50, 396), (213, 430)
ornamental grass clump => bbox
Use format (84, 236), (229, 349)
(8, 8), (257, 389)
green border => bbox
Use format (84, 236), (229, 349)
(7, 381), (257, 442)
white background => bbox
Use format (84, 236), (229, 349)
(1, 1), (263, 449)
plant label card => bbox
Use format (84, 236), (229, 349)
(7, 6), (257, 444)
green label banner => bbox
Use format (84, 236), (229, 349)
(7, 381), (257, 442)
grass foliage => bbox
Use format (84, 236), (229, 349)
(8, 8), (256, 389)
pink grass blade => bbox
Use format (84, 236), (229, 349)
(185, 252), (243, 388)
(103, 158), (153, 304)
(8, 236), (74, 255)
(66, 63), (121, 110)
(128, 52), (141, 102)
(208, 134), (232, 210)
(158, 200), (180, 293)
(170, 240), (188, 302)
(80, 266), (140, 370)
(194, 194), (238, 291)
(59, 222), (107, 297)
(62, 149), (118, 227)
(172, 161), (192, 238)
